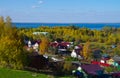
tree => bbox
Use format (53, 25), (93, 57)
(106, 34), (118, 45)
(0, 37), (27, 69)
(5, 16), (12, 26)
(0, 16), (28, 69)
(0, 16), (5, 37)
(113, 46), (120, 56)
(82, 41), (90, 60)
(39, 37), (49, 55)
(0, 16), (4, 25)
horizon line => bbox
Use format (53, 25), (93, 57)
(12, 22), (120, 24)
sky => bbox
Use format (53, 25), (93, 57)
(0, 0), (120, 23)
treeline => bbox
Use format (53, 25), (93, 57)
(20, 25), (120, 45)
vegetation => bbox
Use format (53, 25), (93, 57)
(82, 41), (90, 60)
(39, 37), (50, 55)
(63, 61), (72, 74)
(1, 16), (120, 77)
(18, 24), (120, 58)
(20, 25), (120, 45)
(0, 16), (28, 69)
(0, 68), (71, 78)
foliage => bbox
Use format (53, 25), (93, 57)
(39, 37), (49, 55)
(65, 56), (78, 61)
(113, 46), (120, 56)
(82, 41), (90, 60)
(105, 67), (113, 73)
(105, 67), (118, 73)
(63, 61), (72, 74)
(0, 16), (28, 69)
(19, 24), (120, 46)
(17, 22), (120, 60)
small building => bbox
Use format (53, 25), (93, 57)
(113, 55), (120, 62)
(28, 40), (32, 48)
(113, 55), (120, 66)
(33, 32), (48, 35)
(50, 41), (72, 55)
(71, 50), (77, 58)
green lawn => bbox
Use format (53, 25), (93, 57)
(0, 68), (73, 78)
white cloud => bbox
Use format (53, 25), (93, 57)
(32, 5), (40, 8)
(38, 0), (43, 4)
(31, 0), (44, 9)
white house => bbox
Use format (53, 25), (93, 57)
(28, 40), (32, 48)
(71, 50), (77, 58)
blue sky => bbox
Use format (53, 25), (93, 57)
(0, 0), (120, 23)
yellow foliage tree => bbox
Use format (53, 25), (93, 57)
(39, 37), (49, 55)
(0, 16), (5, 37)
(0, 16), (28, 69)
(82, 41), (90, 60)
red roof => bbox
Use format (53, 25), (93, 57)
(91, 61), (110, 67)
(50, 42), (70, 47)
(50, 42), (58, 47)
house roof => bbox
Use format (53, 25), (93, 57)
(81, 64), (103, 75)
(50, 42), (71, 47)
(75, 45), (82, 50)
(113, 55), (120, 62)
(91, 61), (110, 67)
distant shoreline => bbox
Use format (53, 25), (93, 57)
(12, 22), (120, 24)
(12, 23), (120, 30)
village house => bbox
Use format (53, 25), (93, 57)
(74, 45), (83, 55)
(50, 41), (73, 55)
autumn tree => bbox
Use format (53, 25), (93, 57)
(39, 37), (49, 55)
(106, 34), (118, 45)
(82, 41), (90, 60)
(0, 16), (4, 25)
(0, 16), (28, 69)
(0, 16), (5, 37)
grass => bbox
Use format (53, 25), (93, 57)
(0, 68), (47, 78)
(0, 68), (73, 78)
